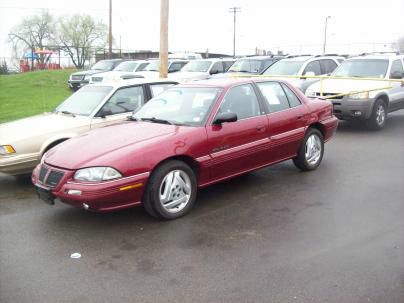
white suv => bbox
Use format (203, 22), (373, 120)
(306, 54), (404, 129)
(261, 55), (344, 93)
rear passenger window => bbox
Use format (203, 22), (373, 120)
(257, 82), (290, 113)
(281, 83), (301, 107)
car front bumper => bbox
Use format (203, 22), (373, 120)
(331, 97), (375, 120)
(68, 80), (89, 89)
(32, 164), (149, 212)
(0, 152), (40, 175)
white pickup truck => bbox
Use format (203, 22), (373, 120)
(306, 54), (404, 129)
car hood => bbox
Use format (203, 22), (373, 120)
(0, 113), (90, 143)
(307, 78), (388, 94)
(168, 72), (209, 81)
(44, 122), (185, 170)
(130, 71), (159, 79)
(71, 70), (104, 77)
(91, 71), (129, 81)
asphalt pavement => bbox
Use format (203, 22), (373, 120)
(1, 112), (404, 303)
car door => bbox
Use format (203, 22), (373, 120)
(388, 59), (404, 110)
(206, 83), (269, 180)
(256, 81), (308, 161)
(91, 85), (146, 128)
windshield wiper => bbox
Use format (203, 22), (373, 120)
(127, 116), (138, 121)
(57, 110), (76, 117)
(141, 117), (173, 125)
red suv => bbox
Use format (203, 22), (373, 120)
(33, 78), (338, 219)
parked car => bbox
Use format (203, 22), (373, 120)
(169, 58), (235, 81)
(32, 78), (338, 219)
(68, 59), (125, 91)
(261, 55), (344, 93)
(210, 55), (283, 79)
(131, 59), (189, 79)
(305, 54), (404, 129)
(89, 60), (150, 84)
(0, 79), (177, 176)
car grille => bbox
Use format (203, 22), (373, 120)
(38, 165), (65, 188)
(315, 92), (344, 100)
(91, 77), (103, 82)
(71, 75), (84, 81)
(38, 166), (49, 182)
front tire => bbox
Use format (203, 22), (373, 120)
(142, 160), (197, 220)
(367, 99), (387, 130)
(293, 128), (324, 171)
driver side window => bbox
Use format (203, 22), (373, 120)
(100, 86), (145, 116)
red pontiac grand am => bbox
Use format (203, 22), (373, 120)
(32, 78), (338, 219)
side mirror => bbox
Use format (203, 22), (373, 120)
(390, 71), (404, 79)
(210, 69), (219, 75)
(96, 108), (113, 118)
(213, 112), (237, 124)
(304, 71), (315, 77)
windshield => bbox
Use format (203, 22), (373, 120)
(113, 61), (139, 72)
(144, 60), (160, 71)
(228, 59), (265, 73)
(132, 87), (221, 126)
(332, 59), (389, 78)
(55, 86), (113, 116)
(181, 60), (212, 72)
(91, 61), (116, 71)
(263, 60), (304, 75)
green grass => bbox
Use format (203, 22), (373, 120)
(0, 69), (77, 123)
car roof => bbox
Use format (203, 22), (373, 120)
(88, 78), (179, 89)
(348, 54), (404, 61)
(177, 77), (281, 89)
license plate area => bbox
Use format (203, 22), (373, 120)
(36, 187), (55, 205)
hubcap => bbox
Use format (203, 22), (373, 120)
(305, 134), (322, 166)
(376, 105), (385, 126)
(159, 170), (192, 213)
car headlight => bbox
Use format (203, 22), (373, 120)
(74, 167), (122, 182)
(0, 145), (16, 156)
(349, 91), (369, 99)
(305, 89), (316, 97)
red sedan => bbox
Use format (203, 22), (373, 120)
(32, 78), (338, 219)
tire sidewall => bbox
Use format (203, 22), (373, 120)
(370, 99), (387, 130)
(302, 129), (324, 170)
(147, 161), (197, 220)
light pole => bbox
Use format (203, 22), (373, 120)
(322, 16), (331, 54)
(229, 7), (241, 58)
(108, 0), (112, 59)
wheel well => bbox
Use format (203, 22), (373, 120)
(308, 123), (325, 138)
(153, 155), (200, 179)
(43, 139), (68, 155)
(376, 95), (389, 109)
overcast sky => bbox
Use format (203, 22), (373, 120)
(1, 0), (404, 59)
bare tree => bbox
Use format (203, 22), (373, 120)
(8, 10), (55, 69)
(57, 15), (107, 69)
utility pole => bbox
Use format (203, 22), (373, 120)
(159, 0), (169, 78)
(108, 0), (113, 59)
(322, 16), (331, 55)
(229, 7), (241, 58)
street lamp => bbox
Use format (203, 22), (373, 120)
(322, 16), (331, 55)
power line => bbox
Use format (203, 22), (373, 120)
(0, 6), (107, 11)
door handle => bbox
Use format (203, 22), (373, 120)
(256, 126), (266, 133)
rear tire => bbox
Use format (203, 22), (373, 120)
(367, 99), (387, 130)
(293, 128), (324, 171)
(142, 160), (197, 220)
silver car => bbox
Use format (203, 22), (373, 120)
(0, 79), (177, 175)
